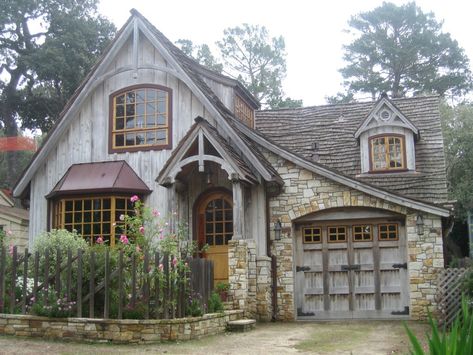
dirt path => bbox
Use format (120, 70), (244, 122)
(0, 320), (429, 354)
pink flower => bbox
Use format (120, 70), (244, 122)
(184, 262), (188, 267)
(8, 244), (14, 256)
(6, 230), (13, 236)
(96, 236), (104, 244)
(139, 226), (145, 234)
(136, 245), (142, 253)
(120, 234), (129, 244)
(159, 263), (164, 271)
(130, 195), (139, 203)
(172, 257), (178, 267)
(152, 209), (160, 217)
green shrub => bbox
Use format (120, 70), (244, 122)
(462, 267), (473, 299)
(404, 297), (473, 354)
(207, 291), (224, 313)
(32, 229), (89, 256)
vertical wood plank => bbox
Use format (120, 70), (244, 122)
(44, 249), (50, 306)
(131, 252), (136, 308)
(373, 227), (381, 311)
(55, 248), (61, 295)
(0, 245), (5, 313)
(322, 230), (330, 311)
(21, 248), (29, 314)
(154, 252), (160, 318)
(33, 251), (39, 305)
(89, 251), (95, 318)
(104, 249), (110, 319)
(163, 254), (169, 319)
(143, 250), (149, 319)
(170, 255), (174, 319)
(77, 249), (83, 318)
(118, 249), (123, 319)
(347, 230), (354, 312)
(66, 249), (72, 303)
(10, 246), (17, 314)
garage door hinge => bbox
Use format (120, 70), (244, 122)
(392, 262), (408, 269)
(296, 266), (311, 272)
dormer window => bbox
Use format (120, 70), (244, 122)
(355, 96), (419, 175)
(234, 94), (254, 128)
(370, 135), (405, 172)
(109, 85), (172, 153)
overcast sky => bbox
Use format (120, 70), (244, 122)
(98, 0), (473, 106)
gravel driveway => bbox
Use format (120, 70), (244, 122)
(0, 320), (429, 354)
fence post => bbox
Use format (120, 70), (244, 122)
(163, 253), (169, 319)
(89, 251), (95, 318)
(66, 249), (72, 303)
(154, 252), (160, 318)
(77, 249), (83, 318)
(10, 246), (17, 314)
(0, 245), (5, 313)
(104, 249), (110, 319)
(143, 250), (149, 319)
(44, 249), (49, 306)
(33, 251), (39, 306)
(131, 252), (136, 308)
(21, 248), (29, 314)
(118, 249), (123, 319)
(55, 248), (61, 295)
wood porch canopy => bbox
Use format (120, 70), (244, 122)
(156, 117), (258, 186)
(46, 161), (151, 198)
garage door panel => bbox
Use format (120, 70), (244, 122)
(304, 271), (324, 290)
(303, 250), (323, 266)
(379, 247), (400, 262)
(303, 295), (324, 313)
(381, 293), (402, 310)
(354, 294), (376, 311)
(330, 295), (350, 310)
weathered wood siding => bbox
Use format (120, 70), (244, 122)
(28, 35), (220, 241)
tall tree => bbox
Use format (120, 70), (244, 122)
(175, 39), (223, 73)
(0, 0), (115, 187)
(217, 24), (301, 109)
(339, 2), (472, 100)
(441, 101), (473, 220)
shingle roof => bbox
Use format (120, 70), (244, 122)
(255, 95), (448, 203)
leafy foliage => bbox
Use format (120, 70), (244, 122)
(440, 101), (473, 220)
(404, 297), (473, 354)
(207, 292), (224, 313)
(338, 2), (472, 100)
(175, 39), (223, 73)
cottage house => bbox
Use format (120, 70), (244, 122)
(0, 190), (29, 251)
(13, 10), (450, 321)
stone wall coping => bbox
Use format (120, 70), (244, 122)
(0, 310), (243, 325)
(256, 256), (271, 262)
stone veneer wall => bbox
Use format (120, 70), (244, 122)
(263, 150), (444, 321)
(256, 256), (272, 321)
(0, 310), (243, 343)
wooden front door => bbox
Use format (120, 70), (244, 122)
(295, 219), (409, 319)
(196, 192), (233, 285)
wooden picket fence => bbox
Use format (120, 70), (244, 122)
(436, 267), (469, 328)
(0, 246), (214, 319)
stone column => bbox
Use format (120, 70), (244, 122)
(256, 255), (272, 321)
(228, 240), (249, 312)
(407, 213), (444, 320)
(271, 236), (295, 321)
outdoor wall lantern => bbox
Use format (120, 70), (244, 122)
(205, 166), (213, 185)
(416, 214), (424, 235)
(274, 219), (282, 240)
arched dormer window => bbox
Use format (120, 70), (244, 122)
(369, 134), (406, 172)
(355, 96), (418, 174)
(109, 85), (172, 153)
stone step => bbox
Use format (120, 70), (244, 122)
(227, 319), (256, 332)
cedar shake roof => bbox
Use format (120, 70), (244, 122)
(47, 161), (151, 198)
(255, 95), (448, 204)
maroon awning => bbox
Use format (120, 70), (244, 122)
(46, 161), (151, 198)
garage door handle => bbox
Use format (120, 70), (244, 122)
(296, 266), (311, 272)
(341, 264), (361, 271)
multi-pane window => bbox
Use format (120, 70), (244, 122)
(234, 95), (254, 128)
(205, 197), (233, 246)
(53, 196), (134, 246)
(303, 227), (322, 243)
(328, 226), (347, 242)
(370, 135), (405, 171)
(353, 225), (372, 241)
(378, 224), (399, 241)
(111, 86), (171, 152)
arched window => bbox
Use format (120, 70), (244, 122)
(369, 135), (406, 172)
(110, 85), (172, 152)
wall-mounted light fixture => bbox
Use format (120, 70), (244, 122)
(416, 214), (424, 236)
(274, 219), (282, 240)
(205, 166), (213, 185)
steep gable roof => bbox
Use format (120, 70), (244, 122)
(13, 9), (278, 198)
(255, 95), (448, 204)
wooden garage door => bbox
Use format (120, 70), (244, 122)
(295, 220), (409, 319)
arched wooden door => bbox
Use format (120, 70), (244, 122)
(196, 191), (233, 285)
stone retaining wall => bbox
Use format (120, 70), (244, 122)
(0, 310), (244, 343)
